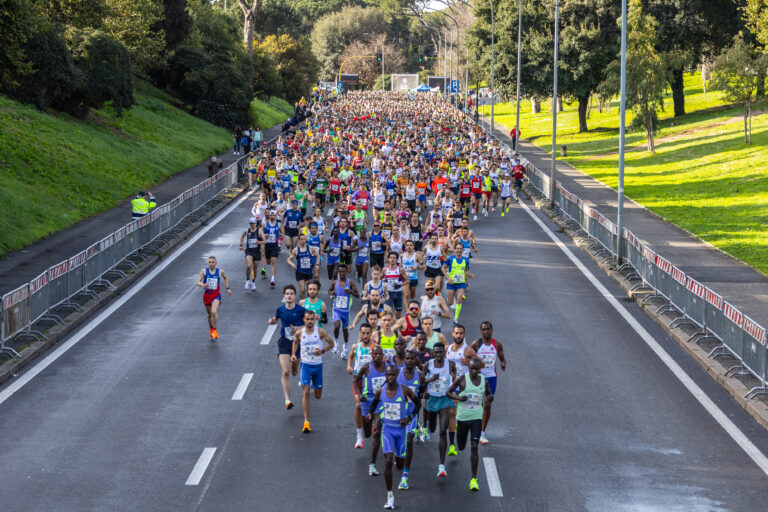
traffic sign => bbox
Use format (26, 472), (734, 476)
(337, 81), (344, 91)
(450, 80), (459, 93)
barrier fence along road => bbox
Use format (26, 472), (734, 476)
(487, 124), (768, 400)
(0, 135), (279, 359)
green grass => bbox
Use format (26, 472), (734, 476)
(250, 96), (293, 131)
(487, 72), (768, 275)
(0, 82), (232, 257)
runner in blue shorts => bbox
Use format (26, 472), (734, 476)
(355, 345), (387, 475)
(366, 364), (420, 510)
(329, 265), (359, 359)
(291, 310), (334, 433)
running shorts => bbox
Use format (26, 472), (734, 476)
(389, 290), (403, 312)
(277, 336), (297, 356)
(447, 282), (467, 291)
(300, 362), (323, 389)
(203, 292), (221, 307)
(333, 309), (350, 328)
(381, 424), (407, 457)
(426, 395), (456, 412)
(486, 376), (497, 395)
(295, 271), (312, 282)
(265, 243), (279, 260)
(245, 249), (261, 261)
(456, 419), (482, 449)
(424, 267), (443, 279)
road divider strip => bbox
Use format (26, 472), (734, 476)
(185, 447), (217, 486)
(483, 457), (503, 497)
(231, 373), (253, 400)
(259, 324), (277, 345)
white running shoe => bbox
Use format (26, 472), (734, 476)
(479, 433), (489, 445)
(384, 496), (395, 509)
(331, 344), (338, 354)
(244, 280), (250, 290)
(354, 438), (364, 449)
(369, 463), (380, 476)
(437, 464), (447, 477)
(450, 302), (456, 309)
(473, 214), (478, 221)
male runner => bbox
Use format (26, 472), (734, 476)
(446, 357), (493, 491)
(373, 310), (398, 360)
(445, 323), (478, 456)
(420, 280), (451, 334)
(292, 310), (334, 433)
(355, 344), (387, 475)
(239, 218), (264, 290)
(347, 322), (375, 448)
(287, 233), (320, 299)
(329, 264), (360, 358)
(300, 280), (328, 328)
(268, 285), (307, 410)
(393, 300), (423, 344)
(397, 349), (424, 490)
(261, 210), (282, 288)
(195, 256), (233, 339)
(443, 242), (473, 322)
(470, 321), (506, 444)
(283, 200), (305, 251)
(366, 365), (420, 510)
(423, 342), (456, 477)
(384, 251), (409, 319)
(350, 289), (392, 329)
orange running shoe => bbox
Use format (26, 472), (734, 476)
(212, 328), (219, 339)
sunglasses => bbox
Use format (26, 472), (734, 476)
(409, 306), (420, 311)
(425, 288), (435, 292)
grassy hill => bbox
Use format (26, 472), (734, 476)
(250, 96), (294, 131)
(488, 72), (768, 274)
(0, 82), (232, 258)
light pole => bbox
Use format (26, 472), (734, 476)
(515, 0), (522, 151)
(489, 0), (495, 135)
(616, 0), (628, 261)
(550, 0), (559, 201)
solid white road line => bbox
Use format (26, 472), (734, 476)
(0, 191), (254, 407)
(185, 447), (217, 486)
(326, 207), (334, 217)
(483, 457), (503, 497)
(231, 373), (253, 400)
(259, 323), (278, 345)
(519, 199), (768, 478)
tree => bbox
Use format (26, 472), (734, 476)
(160, 0), (191, 53)
(103, 0), (165, 74)
(311, 6), (388, 79)
(257, 34), (319, 102)
(338, 35), (404, 88)
(646, 0), (742, 117)
(745, 0), (768, 49)
(708, 36), (767, 144)
(601, 0), (669, 154)
(0, 0), (32, 89)
(238, 0), (263, 60)
(257, 0), (303, 37)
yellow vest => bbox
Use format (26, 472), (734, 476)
(131, 196), (155, 216)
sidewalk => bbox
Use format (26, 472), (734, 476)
(0, 124), (282, 297)
(486, 119), (768, 328)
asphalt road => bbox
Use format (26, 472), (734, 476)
(1, 191), (768, 511)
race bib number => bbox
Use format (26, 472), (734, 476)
(248, 239), (259, 248)
(371, 376), (385, 392)
(206, 278), (218, 290)
(300, 257), (311, 269)
(481, 353), (496, 368)
(463, 393), (481, 410)
(267, 233), (276, 243)
(383, 402), (401, 422)
(359, 198), (368, 207)
(383, 348), (396, 359)
(428, 376), (446, 395)
(284, 327), (294, 340)
(462, 248), (470, 259)
(330, 247), (340, 257)
(358, 246), (369, 257)
(334, 295), (349, 310)
(451, 273), (465, 284)
(357, 353), (372, 368)
(302, 344), (319, 360)
(288, 221), (297, 228)
(372, 241), (382, 252)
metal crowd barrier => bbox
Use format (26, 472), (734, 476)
(1, 133), (280, 358)
(488, 125), (768, 399)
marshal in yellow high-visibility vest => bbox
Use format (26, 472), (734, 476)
(131, 192), (156, 219)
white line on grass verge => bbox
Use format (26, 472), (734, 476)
(519, 198), (768, 478)
(231, 373), (253, 400)
(0, 192), (254, 407)
(185, 447), (217, 486)
(483, 457), (503, 497)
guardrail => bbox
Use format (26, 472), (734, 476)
(485, 127), (768, 400)
(1, 135), (279, 359)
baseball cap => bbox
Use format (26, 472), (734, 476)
(425, 279), (436, 288)
(249, 217), (257, 224)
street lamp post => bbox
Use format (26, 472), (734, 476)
(616, 0), (628, 261)
(515, 0), (522, 151)
(550, 0), (559, 201)
(489, 0), (495, 135)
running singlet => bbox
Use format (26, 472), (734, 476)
(353, 343), (372, 375)
(401, 253), (419, 280)
(308, 234), (322, 261)
(476, 340), (498, 378)
(364, 364), (387, 400)
(447, 342), (469, 376)
(300, 325), (323, 365)
(284, 209), (303, 231)
(296, 245), (313, 274)
(446, 255), (467, 284)
(385, 265), (403, 292)
(380, 385), (407, 427)
(356, 237), (370, 263)
(202, 268), (220, 303)
(264, 221), (280, 245)
(303, 298), (323, 326)
(458, 236), (472, 259)
(421, 295), (444, 331)
(425, 245), (442, 269)
(326, 238), (341, 263)
(426, 359), (451, 397)
(370, 232), (384, 254)
(379, 331), (397, 359)
(400, 315), (421, 337)
(456, 374), (485, 422)
(389, 236), (403, 255)
(333, 278), (351, 312)
(245, 229), (261, 250)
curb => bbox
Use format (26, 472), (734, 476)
(523, 184), (768, 433)
(0, 184), (248, 386)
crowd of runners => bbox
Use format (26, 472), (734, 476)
(197, 90), (526, 508)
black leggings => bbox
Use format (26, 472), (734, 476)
(456, 419), (482, 450)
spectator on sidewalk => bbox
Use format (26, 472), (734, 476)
(208, 156), (223, 178)
(240, 131), (250, 157)
(253, 126), (262, 150)
(233, 125), (242, 155)
(131, 191), (156, 219)
(509, 127), (520, 151)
